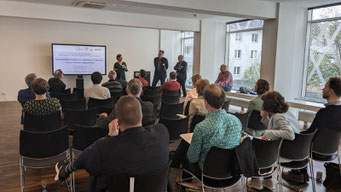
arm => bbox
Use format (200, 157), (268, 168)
(181, 62), (187, 73)
(174, 63), (178, 71)
(96, 109), (116, 130)
(187, 128), (203, 163)
(188, 102), (198, 128)
(164, 58), (168, 70)
(264, 115), (295, 140)
(215, 73), (221, 84)
(123, 62), (128, 72)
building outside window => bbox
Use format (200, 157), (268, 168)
(235, 33), (242, 41)
(303, 4), (341, 100)
(226, 20), (263, 89)
(181, 32), (194, 86)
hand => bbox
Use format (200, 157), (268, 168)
(108, 119), (119, 137)
(260, 110), (268, 120)
(99, 113), (108, 118)
(261, 135), (267, 140)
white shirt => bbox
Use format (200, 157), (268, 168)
(183, 88), (199, 113)
(84, 84), (111, 102)
(188, 96), (208, 128)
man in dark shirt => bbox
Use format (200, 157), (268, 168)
(48, 69), (66, 93)
(102, 70), (123, 94)
(55, 96), (169, 191)
(282, 77), (341, 184)
(174, 55), (188, 97)
(97, 78), (155, 128)
(152, 50), (168, 87)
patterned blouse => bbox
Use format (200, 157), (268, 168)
(23, 98), (61, 116)
(187, 109), (242, 169)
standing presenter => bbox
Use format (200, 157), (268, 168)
(114, 54), (128, 81)
(152, 50), (168, 87)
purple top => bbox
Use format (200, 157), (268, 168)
(215, 71), (233, 87)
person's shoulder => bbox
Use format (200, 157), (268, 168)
(145, 124), (169, 136)
(141, 100), (153, 106)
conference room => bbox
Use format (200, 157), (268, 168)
(0, 0), (340, 191)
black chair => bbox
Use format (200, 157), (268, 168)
(73, 88), (84, 99)
(190, 115), (205, 132)
(23, 111), (61, 131)
(63, 88), (72, 94)
(72, 124), (108, 158)
(309, 128), (341, 192)
(162, 89), (179, 96)
(110, 91), (123, 104)
(108, 165), (169, 192)
(159, 117), (188, 141)
(141, 95), (161, 114)
(248, 110), (266, 131)
(60, 98), (86, 111)
(160, 102), (183, 119)
(143, 86), (161, 97)
(278, 132), (316, 191)
(222, 99), (231, 113)
(233, 112), (249, 131)
(64, 108), (97, 129)
(161, 95), (179, 104)
(88, 97), (114, 113)
(184, 101), (191, 116)
(53, 92), (78, 101)
(19, 127), (73, 192)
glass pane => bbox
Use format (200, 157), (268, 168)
(181, 32), (194, 86)
(312, 5), (341, 20)
(228, 20), (263, 32)
(305, 20), (341, 99)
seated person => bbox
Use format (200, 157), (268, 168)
(138, 69), (149, 87)
(115, 68), (127, 92)
(48, 69), (66, 93)
(102, 70), (123, 94)
(244, 79), (270, 136)
(171, 84), (242, 179)
(55, 96), (169, 191)
(183, 74), (202, 113)
(215, 64), (233, 92)
(282, 77), (341, 184)
(97, 79), (155, 128)
(23, 78), (61, 116)
(187, 79), (210, 129)
(84, 72), (111, 102)
(160, 71), (180, 92)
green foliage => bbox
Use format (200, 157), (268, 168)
(242, 62), (260, 87)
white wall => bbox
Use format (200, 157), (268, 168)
(0, 17), (162, 101)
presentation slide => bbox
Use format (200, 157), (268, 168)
(52, 44), (106, 75)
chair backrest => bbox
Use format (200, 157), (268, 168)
(280, 132), (316, 161)
(111, 91), (123, 104)
(144, 86), (161, 91)
(162, 89), (179, 96)
(72, 124), (108, 151)
(20, 126), (69, 158)
(60, 98), (86, 111)
(159, 117), (188, 141)
(161, 95), (179, 104)
(23, 111), (61, 132)
(108, 165), (169, 192)
(222, 99), (230, 113)
(233, 112), (249, 131)
(143, 87), (161, 97)
(312, 128), (341, 155)
(184, 101), (191, 116)
(64, 108), (97, 127)
(160, 102), (183, 119)
(248, 110), (266, 131)
(88, 97), (113, 111)
(252, 138), (282, 169)
(63, 88), (71, 94)
(73, 88), (84, 99)
(190, 115), (206, 132)
(52, 92), (78, 101)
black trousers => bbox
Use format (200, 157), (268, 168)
(177, 78), (187, 97)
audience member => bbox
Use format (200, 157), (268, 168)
(245, 79), (270, 136)
(97, 79), (155, 128)
(48, 69), (66, 93)
(174, 55), (188, 97)
(138, 69), (149, 87)
(113, 54), (128, 81)
(102, 70), (123, 94)
(183, 74), (202, 113)
(84, 72), (111, 102)
(23, 78), (61, 116)
(160, 72), (180, 92)
(55, 96), (169, 191)
(215, 64), (233, 92)
(171, 84), (242, 180)
(187, 79), (210, 128)
(115, 68), (127, 92)
(152, 50), (168, 87)
(282, 77), (341, 184)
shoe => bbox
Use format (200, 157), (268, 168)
(55, 160), (71, 182)
(263, 178), (275, 191)
(247, 178), (263, 190)
(282, 171), (306, 184)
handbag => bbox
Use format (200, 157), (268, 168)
(323, 162), (341, 189)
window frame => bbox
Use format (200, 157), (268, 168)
(180, 31), (194, 86)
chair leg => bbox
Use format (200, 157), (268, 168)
(338, 150), (341, 176)
(19, 159), (24, 192)
(309, 159), (316, 192)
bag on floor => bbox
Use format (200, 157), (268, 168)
(323, 162), (341, 189)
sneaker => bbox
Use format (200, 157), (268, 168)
(263, 178), (275, 191)
(282, 171), (306, 184)
(55, 160), (71, 182)
(247, 178), (263, 190)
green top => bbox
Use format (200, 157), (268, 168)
(245, 95), (265, 136)
(114, 62), (128, 80)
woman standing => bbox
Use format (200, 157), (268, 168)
(114, 54), (128, 81)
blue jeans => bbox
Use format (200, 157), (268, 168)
(221, 85), (232, 92)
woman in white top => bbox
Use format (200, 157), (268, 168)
(188, 79), (210, 128)
(183, 74), (202, 113)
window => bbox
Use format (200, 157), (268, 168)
(235, 33), (242, 41)
(251, 50), (257, 59)
(234, 66), (241, 74)
(234, 50), (241, 59)
(303, 4), (341, 100)
(181, 32), (194, 86)
(226, 20), (263, 89)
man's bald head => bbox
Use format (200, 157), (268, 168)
(115, 96), (142, 126)
(204, 84), (226, 109)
